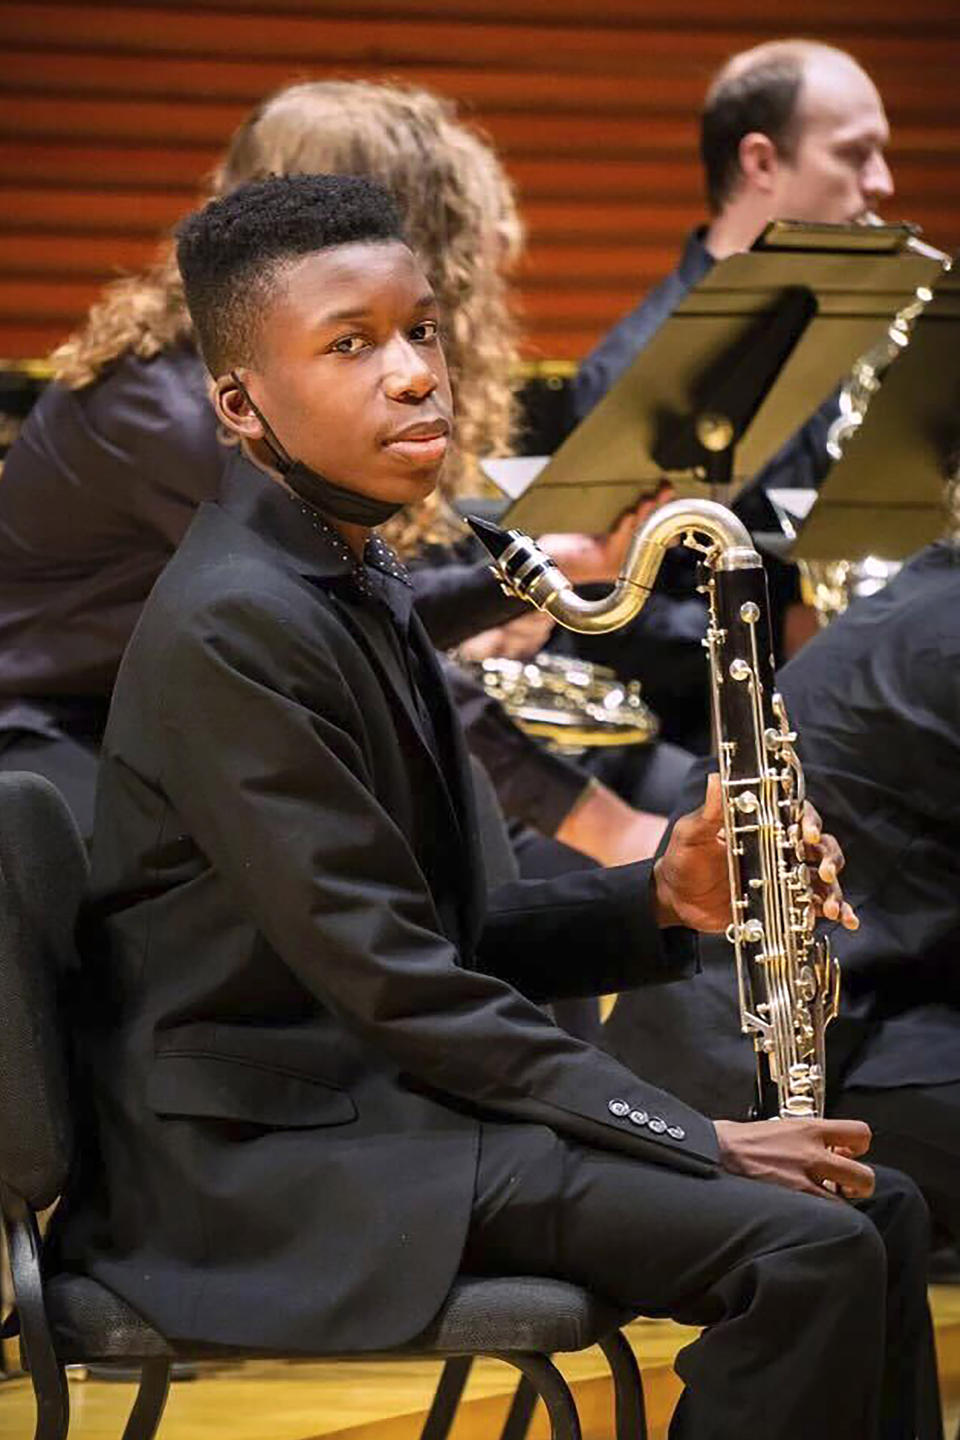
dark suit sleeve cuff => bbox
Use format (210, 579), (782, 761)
(480, 859), (701, 1002)
(610, 860), (699, 990)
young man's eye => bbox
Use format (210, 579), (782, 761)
(410, 319), (440, 343)
(329, 335), (367, 355)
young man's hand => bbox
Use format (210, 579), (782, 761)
(714, 1117), (875, 1200)
(800, 800), (859, 930)
(652, 773), (859, 933)
(456, 609), (555, 663)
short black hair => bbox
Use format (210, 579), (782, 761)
(176, 172), (405, 375)
(700, 53), (805, 214)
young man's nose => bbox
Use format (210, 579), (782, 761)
(384, 337), (437, 402)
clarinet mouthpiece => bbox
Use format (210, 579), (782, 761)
(465, 514), (562, 607)
(465, 514), (514, 563)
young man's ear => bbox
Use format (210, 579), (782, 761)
(737, 131), (780, 196)
(211, 373), (265, 442)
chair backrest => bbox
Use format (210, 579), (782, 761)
(0, 772), (88, 1211)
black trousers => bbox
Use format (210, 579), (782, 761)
(834, 1081), (960, 1250)
(463, 1122), (939, 1440)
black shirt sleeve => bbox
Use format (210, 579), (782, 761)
(410, 557), (527, 649)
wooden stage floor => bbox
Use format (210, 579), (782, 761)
(2, 1286), (959, 1439)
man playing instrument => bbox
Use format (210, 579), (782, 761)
(557, 40), (896, 762)
(50, 173), (935, 1440)
(576, 41), (893, 417)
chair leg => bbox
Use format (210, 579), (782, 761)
(120, 1359), (171, 1440)
(419, 1356), (473, 1440)
(498, 1374), (538, 1440)
(598, 1330), (647, 1440)
(493, 1354), (581, 1440)
(498, 1334), (645, 1440)
(0, 1185), (69, 1440)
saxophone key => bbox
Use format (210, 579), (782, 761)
(784, 1096), (817, 1118)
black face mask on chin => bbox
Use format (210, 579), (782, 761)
(228, 372), (406, 528)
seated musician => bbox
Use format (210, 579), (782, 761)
(49, 173), (934, 1440)
(551, 40), (896, 761)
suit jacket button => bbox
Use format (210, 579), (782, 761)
(647, 1117), (667, 1134)
(608, 1099), (630, 1118)
(629, 1109), (648, 1127)
(667, 1125), (686, 1141)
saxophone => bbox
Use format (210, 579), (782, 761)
(796, 219), (947, 625)
(468, 500), (840, 1119)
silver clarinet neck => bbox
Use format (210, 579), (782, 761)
(468, 499), (755, 635)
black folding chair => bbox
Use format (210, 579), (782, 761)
(0, 770), (647, 1440)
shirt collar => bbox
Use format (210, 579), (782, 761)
(677, 227), (716, 287)
(218, 449), (412, 593)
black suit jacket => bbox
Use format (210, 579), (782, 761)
(54, 453), (718, 1354)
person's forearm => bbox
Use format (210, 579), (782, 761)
(555, 779), (667, 865)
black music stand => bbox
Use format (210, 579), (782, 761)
(487, 221), (946, 536)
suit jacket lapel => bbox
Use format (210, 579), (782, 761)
(410, 621), (485, 948)
(217, 457), (484, 946)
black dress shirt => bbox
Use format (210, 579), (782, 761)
(573, 230), (713, 421)
(0, 346), (223, 732)
(572, 229), (838, 509)
(779, 541), (960, 1090)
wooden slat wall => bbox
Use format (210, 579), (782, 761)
(0, 0), (958, 361)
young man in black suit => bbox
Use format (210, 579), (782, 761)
(53, 174), (932, 1439)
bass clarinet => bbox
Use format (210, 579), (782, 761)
(468, 500), (840, 1120)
